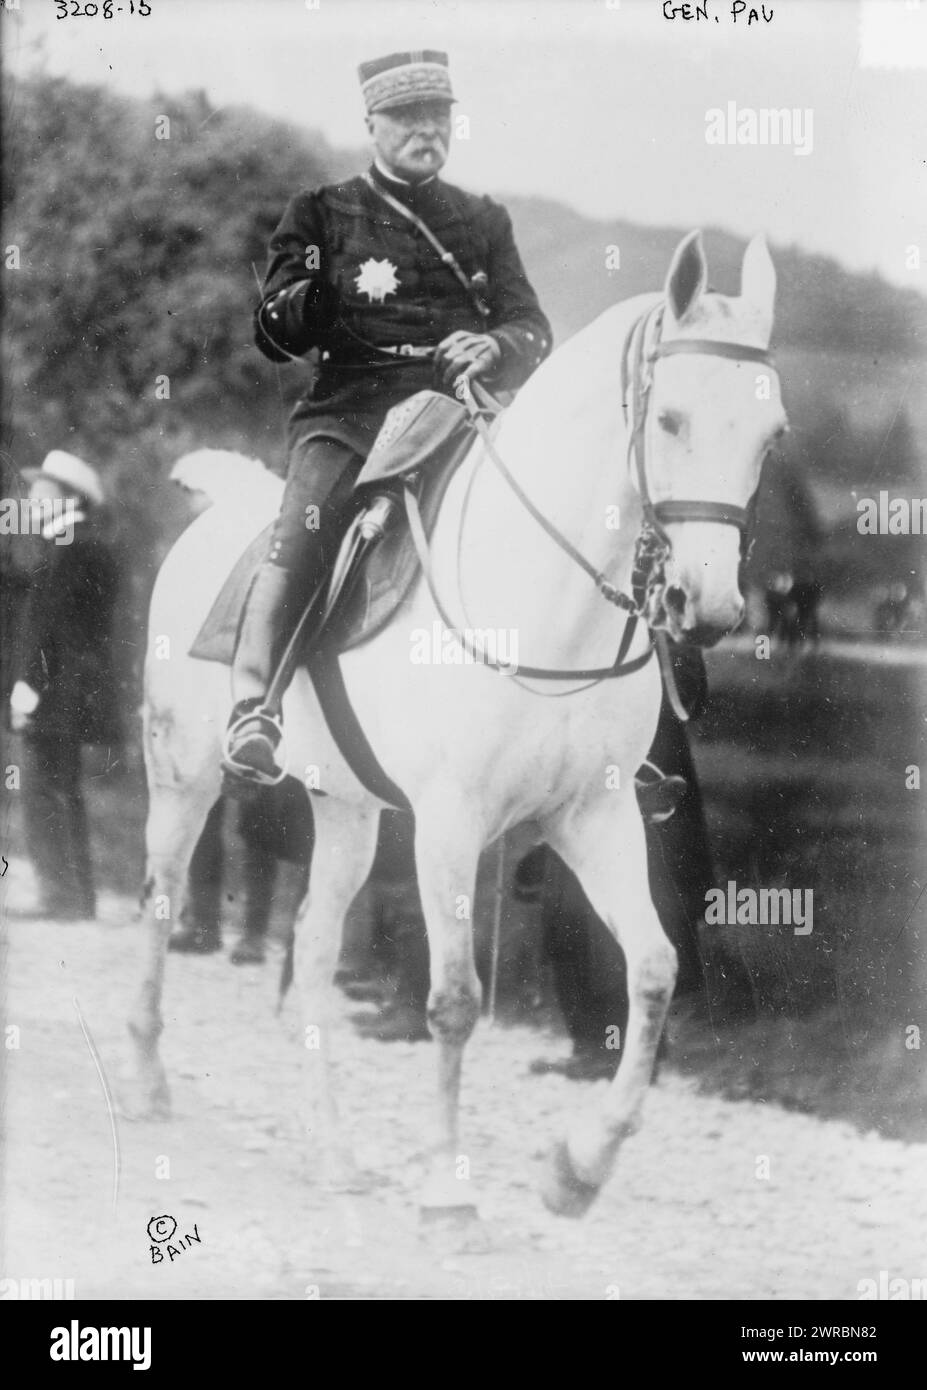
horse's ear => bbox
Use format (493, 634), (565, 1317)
(741, 234), (776, 336)
(664, 230), (707, 325)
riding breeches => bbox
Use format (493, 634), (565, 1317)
(230, 436), (363, 706)
(267, 435), (364, 580)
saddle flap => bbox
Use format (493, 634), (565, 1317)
(354, 389), (471, 487)
(189, 392), (488, 668)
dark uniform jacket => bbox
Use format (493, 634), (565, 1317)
(254, 162), (552, 455)
(18, 524), (121, 745)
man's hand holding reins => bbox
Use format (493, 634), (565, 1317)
(434, 330), (501, 391)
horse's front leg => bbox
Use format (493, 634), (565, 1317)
(413, 795), (484, 1221)
(543, 792), (677, 1216)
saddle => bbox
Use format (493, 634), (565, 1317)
(189, 390), (486, 667)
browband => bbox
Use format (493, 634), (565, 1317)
(650, 338), (775, 367)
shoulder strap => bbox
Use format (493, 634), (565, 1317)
(362, 172), (490, 319)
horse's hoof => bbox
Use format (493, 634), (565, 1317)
(419, 1165), (480, 1225)
(418, 1202), (480, 1228)
(116, 1077), (171, 1121)
(321, 1169), (382, 1197)
(541, 1140), (600, 1219)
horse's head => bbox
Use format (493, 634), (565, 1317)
(634, 230), (787, 646)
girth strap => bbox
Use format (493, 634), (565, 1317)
(307, 646), (412, 811)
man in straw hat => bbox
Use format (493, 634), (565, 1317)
(222, 49), (551, 786)
(9, 451), (121, 921)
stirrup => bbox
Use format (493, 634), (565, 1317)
(221, 705), (289, 789)
(635, 760), (688, 826)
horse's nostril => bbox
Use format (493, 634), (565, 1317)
(664, 585), (686, 618)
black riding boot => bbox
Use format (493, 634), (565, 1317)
(223, 562), (297, 787)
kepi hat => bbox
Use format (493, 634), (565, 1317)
(24, 450), (104, 506)
(359, 49), (456, 114)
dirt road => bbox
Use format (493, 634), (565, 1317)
(3, 888), (925, 1301)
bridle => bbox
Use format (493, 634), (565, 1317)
(621, 300), (776, 545)
(404, 296), (778, 705)
(619, 303), (777, 693)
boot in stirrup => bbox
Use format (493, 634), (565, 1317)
(635, 760), (688, 825)
(222, 698), (287, 790)
(222, 562), (293, 791)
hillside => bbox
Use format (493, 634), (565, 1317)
(2, 71), (925, 606)
(506, 195), (927, 363)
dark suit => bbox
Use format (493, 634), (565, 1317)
(17, 522), (121, 916)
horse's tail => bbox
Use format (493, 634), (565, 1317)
(170, 448), (274, 509)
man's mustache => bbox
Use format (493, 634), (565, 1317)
(405, 137), (447, 151)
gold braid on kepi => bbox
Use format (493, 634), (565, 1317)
(358, 50), (456, 114)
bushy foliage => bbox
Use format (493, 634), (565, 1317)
(2, 75), (344, 495)
(3, 72), (925, 670)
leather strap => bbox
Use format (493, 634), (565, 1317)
(363, 173), (491, 319)
(651, 338), (775, 367)
(654, 631), (691, 724)
(463, 380), (639, 615)
(307, 645), (412, 811)
(653, 499), (751, 530)
(403, 485), (653, 683)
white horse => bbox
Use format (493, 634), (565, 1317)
(126, 231), (785, 1218)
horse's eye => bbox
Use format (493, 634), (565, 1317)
(658, 412), (682, 437)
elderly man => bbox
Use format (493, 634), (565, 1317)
(223, 48), (551, 786)
(9, 451), (121, 920)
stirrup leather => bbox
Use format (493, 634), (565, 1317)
(221, 704), (289, 788)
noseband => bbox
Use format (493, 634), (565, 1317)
(620, 302), (777, 639)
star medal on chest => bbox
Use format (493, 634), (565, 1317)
(354, 258), (400, 303)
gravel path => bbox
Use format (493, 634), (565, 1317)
(3, 897), (925, 1301)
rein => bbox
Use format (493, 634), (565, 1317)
(403, 298), (777, 700)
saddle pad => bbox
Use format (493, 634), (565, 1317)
(188, 431), (474, 666)
(188, 523), (273, 664)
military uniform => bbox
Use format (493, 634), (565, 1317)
(254, 162), (551, 575)
(225, 48), (551, 783)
